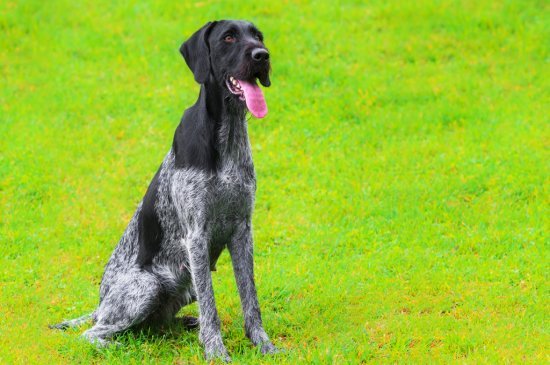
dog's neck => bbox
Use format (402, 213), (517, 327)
(199, 80), (251, 167)
(199, 78), (247, 121)
(200, 80), (224, 121)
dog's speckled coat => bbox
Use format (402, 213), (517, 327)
(51, 20), (277, 362)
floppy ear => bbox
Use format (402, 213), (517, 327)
(180, 21), (218, 84)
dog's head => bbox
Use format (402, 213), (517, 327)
(180, 20), (271, 118)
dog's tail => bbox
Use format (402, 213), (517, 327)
(49, 312), (94, 330)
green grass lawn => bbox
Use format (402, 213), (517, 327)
(1, 0), (548, 363)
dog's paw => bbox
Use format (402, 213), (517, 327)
(48, 322), (69, 331)
(203, 334), (231, 362)
(260, 341), (281, 355)
(247, 328), (280, 355)
(81, 333), (121, 349)
(176, 315), (199, 330)
(204, 346), (231, 363)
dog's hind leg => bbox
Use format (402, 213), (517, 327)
(173, 315), (199, 329)
(82, 268), (162, 346)
(49, 313), (94, 330)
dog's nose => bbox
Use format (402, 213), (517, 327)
(251, 48), (269, 62)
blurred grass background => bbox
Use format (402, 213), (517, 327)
(0, 0), (548, 363)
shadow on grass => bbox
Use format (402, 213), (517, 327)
(57, 316), (291, 363)
(56, 316), (204, 363)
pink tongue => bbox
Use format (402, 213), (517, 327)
(238, 79), (268, 118)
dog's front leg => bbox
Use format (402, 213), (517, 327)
(186, 229), (230, 362)
(228, 221), (277, 354)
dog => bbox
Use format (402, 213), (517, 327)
(51, 20), (277, 362)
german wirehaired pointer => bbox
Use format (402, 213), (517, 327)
(51, 20), (277, 361)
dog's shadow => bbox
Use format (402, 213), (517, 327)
(117, 315), (199, 342)
(73, 315), (286, 362)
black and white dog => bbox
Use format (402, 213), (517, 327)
(51, 20), (277, 361)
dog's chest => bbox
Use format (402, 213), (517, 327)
(210, 159), (255, 222)
(206, 159), (254, 268)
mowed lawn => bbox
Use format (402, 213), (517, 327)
(1, 0), (548, 363)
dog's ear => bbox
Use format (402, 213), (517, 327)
(180, 21), (218, 84)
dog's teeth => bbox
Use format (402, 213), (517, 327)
(230, 76), (235, 82)
(232, 80), (237, 86)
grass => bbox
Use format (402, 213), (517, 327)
(1, 0), (548, 363)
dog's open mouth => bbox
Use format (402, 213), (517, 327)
(226, 76), (267, 118)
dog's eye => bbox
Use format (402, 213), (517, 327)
(255, 34), (262, 41)
(224, 35), (236, 43)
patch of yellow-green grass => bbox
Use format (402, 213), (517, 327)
(1, 0), (548, 363)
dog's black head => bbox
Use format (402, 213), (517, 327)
(180, 20), (271, 118)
